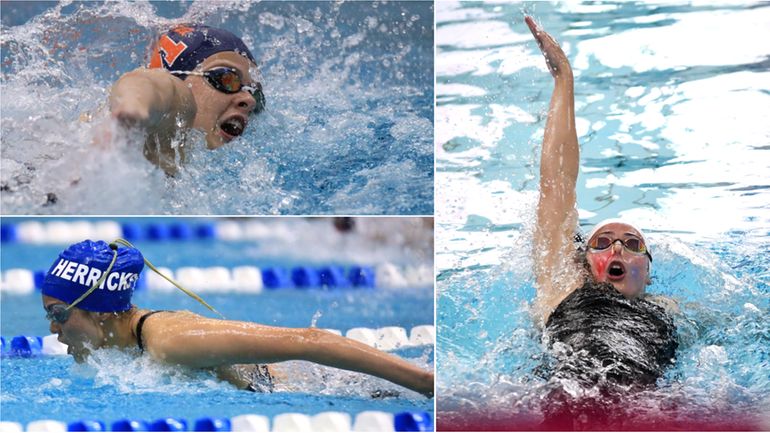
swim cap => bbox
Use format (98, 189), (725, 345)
(41, 240), (144, 312)
(148, 24), (256, 72)
(586, 218), (653, 262)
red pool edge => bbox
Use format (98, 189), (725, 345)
(437, 407), (769, 431)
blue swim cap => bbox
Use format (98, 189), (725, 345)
(41, 240), (144, 313)
(149, 24), (256, 72)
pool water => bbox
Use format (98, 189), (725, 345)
(436, 1), (769, 430)
(0, 1), (434, 215)
(0, 218), (434, 426)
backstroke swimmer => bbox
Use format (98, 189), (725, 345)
(524, 15), (678, 389)
(108, 24), (265, 176)
(41, 240), (434, 397)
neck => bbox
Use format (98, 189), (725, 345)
(97, 308), (144, 349)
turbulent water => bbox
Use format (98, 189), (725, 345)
(0, 1), (434, 214)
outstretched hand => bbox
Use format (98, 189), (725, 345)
(525, 16), (572, 80)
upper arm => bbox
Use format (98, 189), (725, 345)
(142, 315), (312, 368)
(646, 295), (681, 316)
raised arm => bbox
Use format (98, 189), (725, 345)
(525, 16), (581, 323)
(109, 68), (196, 175)
(143, 314), (434, 396)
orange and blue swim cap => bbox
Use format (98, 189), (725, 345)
(149, 24), (256, 72)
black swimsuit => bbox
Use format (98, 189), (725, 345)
(134, 310), (274, 392)
(544, 282), (678, 387)
(135, 310), (166, 353)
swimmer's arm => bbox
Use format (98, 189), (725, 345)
(109, 68), (196, 175)
(145, 320), (434, 397)
(526, 16), (580, 321)
(110, 68), (195, 133)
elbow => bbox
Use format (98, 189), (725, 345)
(293, 328), (338, 361)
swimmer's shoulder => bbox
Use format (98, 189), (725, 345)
(644, 294), (681, 316)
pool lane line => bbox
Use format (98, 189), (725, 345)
(0, 410), (434, 432)
(1, 263), (433, 293)
(1, 219), (425, 245)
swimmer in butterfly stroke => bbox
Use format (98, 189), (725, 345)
(42, 240), (434, 396)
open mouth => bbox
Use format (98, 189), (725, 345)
(607, 261), (626, 281)
(218, 115), (247, 140)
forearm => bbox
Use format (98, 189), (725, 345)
(540, 77), (578, 199)
(109, 69), (194, 132)
(299, 329), (433, 396)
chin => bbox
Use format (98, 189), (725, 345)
(206, 133), (227, 149)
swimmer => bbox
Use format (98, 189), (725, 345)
(109, 24), (265, 176)
(525, 15), (677, 389)
(41, 240), (434, 397)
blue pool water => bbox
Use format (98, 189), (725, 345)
(0, 217), (434, 426)
(436, 1), (769, 430)
(0, 1), (434, 215)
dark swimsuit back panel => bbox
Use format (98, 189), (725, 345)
(136, 310), (167, 353)
(544, 282), (677, 386)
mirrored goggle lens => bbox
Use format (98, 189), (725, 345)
(206, 68), (265, 114)
(203, 68), (236, 92)
(624, 238), (644, 252)
(45, 304), (71, 324)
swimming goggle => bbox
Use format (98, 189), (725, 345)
(45, 303), (72, 325)
(588, 236), (653, 261)
(170, 67), (265, 114)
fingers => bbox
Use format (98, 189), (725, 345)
(111, 103), (150, 129)
(524, 15), (572, 80)
(525, 15), (558, 52)
(525, 15), (540, 40)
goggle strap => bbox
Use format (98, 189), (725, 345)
(112, 239), (225, 319)
(66, 245), (119, 311)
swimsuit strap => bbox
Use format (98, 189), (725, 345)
(136, 310), (167, 353)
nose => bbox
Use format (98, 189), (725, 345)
(234, 91), (257, 113)
(611, 239), (624, 254)
(49, 321), (61, 334)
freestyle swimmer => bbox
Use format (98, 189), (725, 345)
(41, 240), (434, 397)
(525, 15), (677, 388)
(109, 24), (264, 176)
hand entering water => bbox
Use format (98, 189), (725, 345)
(524, 16), (573, 80)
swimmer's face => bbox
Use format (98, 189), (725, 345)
(187, 51), (261, 150)
(586, 222), (651, 298)
(42, 295), (104, 363)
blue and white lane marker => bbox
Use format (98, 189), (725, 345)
(0, 410), (433, 431)
(0, 263), (433, 294)
(1, 220), (424, 245)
